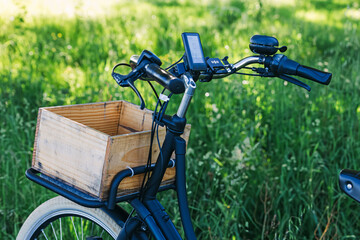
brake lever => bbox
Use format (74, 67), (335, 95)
(278, 74), (311, 92)
(112, 69), (146, 109)
(112, 72), (131, 87)
(252, 67), (311, 91)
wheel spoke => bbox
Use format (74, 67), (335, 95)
(91, 222), (94, 236)
(71, 217), (80, 240)
(60, 218), (62, 240)
(41, 229), (49, 240)
(81, 218), (84, 240)
(51, 222), (58, 240)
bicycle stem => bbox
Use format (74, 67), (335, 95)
(177, 73), (196, 118)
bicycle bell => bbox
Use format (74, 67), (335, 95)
(249, 35), (287, 55)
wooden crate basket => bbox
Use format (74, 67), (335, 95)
(32, 100), (191, 200)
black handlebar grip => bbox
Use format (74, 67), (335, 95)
(273, 55), (332, 85)
(144, 63), (185, 94)
(296, 65), (332, 85)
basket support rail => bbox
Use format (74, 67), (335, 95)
(107, 161), (175, 209)
(26, 161), (176, 209)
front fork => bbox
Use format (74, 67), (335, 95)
(117, 74), (197, 239)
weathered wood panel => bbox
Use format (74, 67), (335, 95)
(46, 101), (122, 136)
(32, 108), (108, 196)
(101, 128), (169, 198)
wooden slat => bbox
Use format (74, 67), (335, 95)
(101, 127), (168, 198)
(117, 101), (154, 134)
(33, 109), (109, 197)
(32, 109), (42, 167)
(46, 101), (122, 136)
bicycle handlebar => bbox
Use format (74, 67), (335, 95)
(297, 65), (332, 84)
(136, 50), (185, 94)
(113, 45), (332, 101)
(144, 63), (185, 94)
(198, 56), (264, 80)
(112, 50), (185, 95)
(266, 54), (332, 85)
(198, 54), (332, 88)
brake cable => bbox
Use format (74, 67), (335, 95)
(139, 88), (172, 201)
(234, 72), (263, 77)
(165, 55), (184, 71)
(112, 62), (164, 108)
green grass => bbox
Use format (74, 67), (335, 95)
(1, 0), (360, 239)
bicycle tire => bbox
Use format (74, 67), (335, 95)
(17, 196), (122, 240)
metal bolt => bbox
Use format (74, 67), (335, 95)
(346, 183), (353, 190)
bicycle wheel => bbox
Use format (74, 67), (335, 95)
(17, 196), (123, 240)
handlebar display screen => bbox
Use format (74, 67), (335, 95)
(182, 32), (207, 71)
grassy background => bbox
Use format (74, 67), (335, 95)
(1, 0), (360, 239)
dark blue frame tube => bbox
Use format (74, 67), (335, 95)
(175, 136), (197, 240)
(129, 198), (166, 240)
(137, 113), (197, 239)
(141, 130), (183, 239)
(142, 131), (176, 199)
(143, 199), (182, 239)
